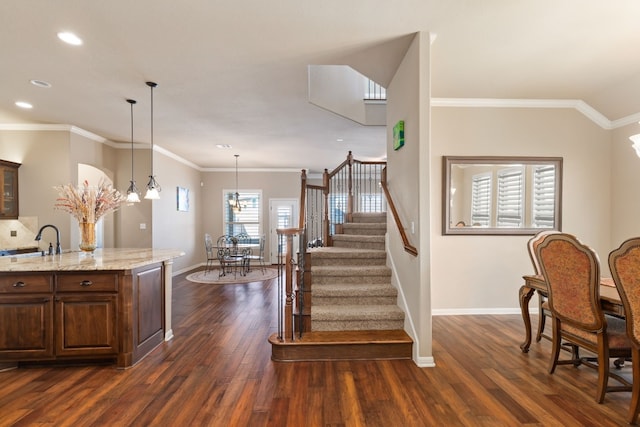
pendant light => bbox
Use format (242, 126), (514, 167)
(125, 99), (141, 204)
(144, 81), (161, 200)
(229, 154), (241, 213)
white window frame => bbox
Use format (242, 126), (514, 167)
(222, 189), (262, 240)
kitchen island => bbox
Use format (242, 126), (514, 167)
(0, 248), (184, 369)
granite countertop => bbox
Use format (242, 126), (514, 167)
(0, 248), (185, 272)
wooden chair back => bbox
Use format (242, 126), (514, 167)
(609, 238), (640, 423)
(609, 237), (640, 347)
(527, 230), (560, 274)
(536, 232), (604, 332)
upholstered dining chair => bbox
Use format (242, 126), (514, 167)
(536, 232), (632, 403)
(609, 237), (640, 424)
(527, 230), (560, 342)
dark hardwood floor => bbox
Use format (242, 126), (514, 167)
(0, 270), (634, 426)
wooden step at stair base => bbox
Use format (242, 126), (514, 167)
(269, 330), (412, 362)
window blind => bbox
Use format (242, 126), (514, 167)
(532, 165), (556, 228)
(471, 173), (492, 226)
(497, 167), (524, 227)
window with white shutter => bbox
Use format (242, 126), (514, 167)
(223, 190), (262, 241)
(471, 172), (492, 226)
(497, 167), (524, 227)
(532, 165), (556, 228)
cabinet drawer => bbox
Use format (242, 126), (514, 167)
(0, 274), (53, 293)
(56, 273), (118, 292)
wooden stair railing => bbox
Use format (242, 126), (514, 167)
(380, 167), (417, 256)
(274, 228), (305, 342)
(299, 151), (417, 256)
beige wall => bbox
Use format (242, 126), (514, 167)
(0, 130), (72, 249)
(147, 151), (203, 273)
(200, 170), (301, 264)
(611, 123), (640, 249)
(386, 32), (432, 363)
(430, 107), (611, 313)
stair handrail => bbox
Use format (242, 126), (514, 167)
(301, 151), (391, 248)
(380, 166), (418, 256)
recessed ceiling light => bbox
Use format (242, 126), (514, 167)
(30, 79), (52, 88)
(336, 138), (344, 142)
(216, 144), (232, 149)
(57, 31), (83, 46)
(15, 101), (33, 109)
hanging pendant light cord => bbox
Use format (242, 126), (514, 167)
(130, 100), (135, 178)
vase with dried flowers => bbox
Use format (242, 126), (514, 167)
(54, 180), (125, 252)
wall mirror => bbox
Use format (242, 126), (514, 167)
(442, 156), (563, 235)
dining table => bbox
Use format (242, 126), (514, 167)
(518, 274), (623, 353)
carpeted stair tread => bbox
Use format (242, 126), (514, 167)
(312, 283), (397, 298)
(342, 223), (386, 236)
(332, 235), (385, 243)
(311, 265), (391, 277)
(351, 212), (387, 223)
(309, 247), (386, 258)
(312, 305), (405, 321)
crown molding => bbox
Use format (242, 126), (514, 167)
(202, 167), (301, 173)
(431, 97), (640, 130)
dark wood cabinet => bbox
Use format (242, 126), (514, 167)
(0, 273), (54, 360)
(55, 273), (119, 357)
(0, 265), (165, 368)
(0, 159), (20, 219)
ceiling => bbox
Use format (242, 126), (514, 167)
(2, 1), (640, 173)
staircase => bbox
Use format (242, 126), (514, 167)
(311, 212), (405, 331)
(270, 212), (412, 362)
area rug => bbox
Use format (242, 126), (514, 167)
(186, 267), (279, 284)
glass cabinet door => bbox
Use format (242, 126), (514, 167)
(0, 160), (20, 219)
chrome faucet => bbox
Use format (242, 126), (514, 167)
(35, 224), (61, 255)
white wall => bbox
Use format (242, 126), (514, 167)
(430, 107), (611, 312)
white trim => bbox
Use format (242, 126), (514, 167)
(431, 97), (626, 130)
(386, 233), (424, 365)
(203, 167), (301, 173)
(432, 308), (522, 316)
(415, 356), (436, 368)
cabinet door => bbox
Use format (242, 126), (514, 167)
(132, 265), (164, 361)
(0, 295), (54, 360)
(0, 160), (20, 219)
(55, 294), (118, 357)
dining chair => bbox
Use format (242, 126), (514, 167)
(536, 232), (632, 403)
(527, 230), (560, 342)
(216, 235), (244, 278)
(204, 233), (216, 274)
(609, 237), (640, 424)
(245, 234), (266, 273)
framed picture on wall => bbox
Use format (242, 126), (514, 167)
(177, 187), (189, 212)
